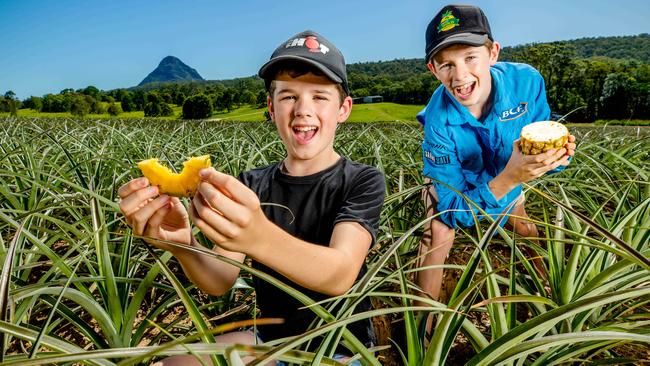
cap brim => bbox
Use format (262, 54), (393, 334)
(258, 55), (343, 84)
(427, 33), (488, 61)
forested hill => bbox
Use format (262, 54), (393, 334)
(500, 33), (650, 64)
(347, 33), (650, 77)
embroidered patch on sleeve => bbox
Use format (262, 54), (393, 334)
(424, 141), (448, 151)
(424, 150), (451, 165)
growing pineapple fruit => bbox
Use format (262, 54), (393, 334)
(520, 121), (569, 155)
(137, 155), (211, 197)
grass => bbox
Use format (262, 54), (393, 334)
(346, 103), (423, 123)
(0, 105), (184, 119)
(2, 102), (425, 123)
(212, 104), (266, 121)
(0, 118), (649, 365)
(211, 102), (425, 122)
(595, 119), (650, 126)
(6, 104), (650, 125)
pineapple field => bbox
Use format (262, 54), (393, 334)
(1, 117), (649, 365)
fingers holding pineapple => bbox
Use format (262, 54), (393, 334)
(190, 168), (269, 254)
(533, 143), (569, 167)
(507, 121), (577, 180)
(505, 140), (567, 182)
(118, 177), (157, 216)
(564, 134), (577, 157)
(118, 177), (192, 251)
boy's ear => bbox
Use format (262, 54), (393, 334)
(267, 95), (275, 121)
(427, 62), (440, 80)
(337, 96), (353, 123)
(489, 41), (501, 66)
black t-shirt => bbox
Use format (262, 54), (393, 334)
(238, 157), (385, 349)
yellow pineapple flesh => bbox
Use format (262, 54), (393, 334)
(520, 121), (569, 155)
(137, 155), (211, 197)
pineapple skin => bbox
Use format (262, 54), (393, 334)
(520, 135), (568, 155)
(137, 155), (212, 197)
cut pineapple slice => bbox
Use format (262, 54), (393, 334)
(520, 121), (569, 155)
(137, 155), (211, 197)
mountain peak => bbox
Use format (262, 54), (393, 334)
(139, 56), (204, 86)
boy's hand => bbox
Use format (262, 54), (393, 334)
(489, 136), (575, 200)
(118, 177), (192, 251)
(504, 139), (572, 183)
(190, 168), (270, 254)
(565, 134), (577, 157)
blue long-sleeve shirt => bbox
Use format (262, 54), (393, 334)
(418, 62), (555, 229)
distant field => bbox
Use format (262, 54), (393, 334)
(4, 104), (650, 125)
(347, 102), (423, 122)
(0, 104), (183, 119)
(212, 102), (424, 122)
(2, 102), (425, 122)
(212, 104), (266, 121)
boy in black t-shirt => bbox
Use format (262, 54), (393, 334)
(118, 30), (385, 365)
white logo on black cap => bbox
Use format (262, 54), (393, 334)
(285, 36), (330, 54)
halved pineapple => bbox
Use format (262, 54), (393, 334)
(137, 155), (211, 197)
(520, 121), (569, 155)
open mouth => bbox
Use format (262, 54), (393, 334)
(454, 81), (476, 100)
(293, 125), (318, 144)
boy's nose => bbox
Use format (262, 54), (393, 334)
(452, 63), (468, 80)
(293, 98), (313, 117)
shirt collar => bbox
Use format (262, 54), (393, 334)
(489, 64), (514, 120)
(443, 88), (475, 125)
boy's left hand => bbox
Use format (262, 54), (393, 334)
(189, 167), (270, 254)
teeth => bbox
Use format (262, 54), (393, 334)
(294, 126), (317, 132)
(455, 82), (474, 95)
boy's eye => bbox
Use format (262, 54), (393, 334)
(314, 95), (328, 100)
(281, 95), (296, 101)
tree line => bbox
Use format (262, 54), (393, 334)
(3, 34), (648, 121)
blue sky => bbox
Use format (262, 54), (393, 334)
(2, 0), (649, 99)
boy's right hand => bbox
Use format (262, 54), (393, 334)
(118, 177), (192, 252)
(504, 139), (570, 183)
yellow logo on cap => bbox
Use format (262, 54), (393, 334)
(437, 10), (460, 32)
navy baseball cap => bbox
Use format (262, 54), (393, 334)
(258, 30), (349, 95)
(425, 4), (493, 62)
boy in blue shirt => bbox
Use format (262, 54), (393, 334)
(415, 4), (576, 310)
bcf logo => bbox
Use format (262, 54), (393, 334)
(500, 102), (528, 121)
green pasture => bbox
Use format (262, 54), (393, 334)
(212, 104), (266, 121)
(0, 118), (649, 365)
(347, 103), (423, 123)
(5, 103), (650, 126)
(212, 102), (424, 123)
(2, 102), (425, 123)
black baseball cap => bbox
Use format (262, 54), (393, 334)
(425, 4), (493, 62)
(258, 30), (349, 95)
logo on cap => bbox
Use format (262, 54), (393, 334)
(285, 36), (330, 54)
(437, 10), (460, 33)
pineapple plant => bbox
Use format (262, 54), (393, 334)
(137, 155), (211, 197)
(520, 121), (569, 155)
